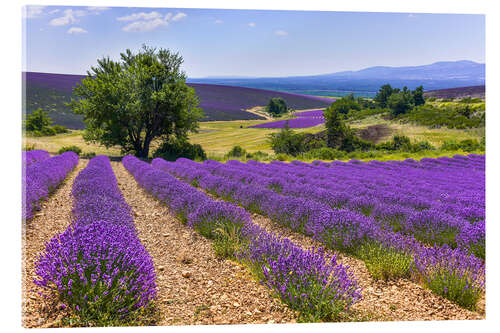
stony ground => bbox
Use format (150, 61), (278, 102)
(22, 159), (485, 328)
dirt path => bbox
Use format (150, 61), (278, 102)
(249, 214), (484, 321)
(22, 159), (88, 328)
(112, 162), (297, 325)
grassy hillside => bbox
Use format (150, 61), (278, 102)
(23, 72), (334, 128)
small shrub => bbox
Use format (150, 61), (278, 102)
(81, 152), (96, 159)
(153, 138), (206, 161)
(58, 145), (82, 156)
(226, 145), (247, 158)
(275, 153), (290, 161)
(246, 151), (269, 161)
(23, 144), (37, 151)
(52, 124), (69, 134)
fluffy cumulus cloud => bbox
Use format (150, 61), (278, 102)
(23, 5), (46, 18)
(248, 22), (256, 27)
(49, 9), (86, 26)
(275, 30), (288, 36)
(117, 11), (163, 22)
(172, 12), (187, 21)
(118, 11), (187, 32)
(67, 27), (88, 34)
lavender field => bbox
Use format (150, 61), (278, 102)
(249, 109), (326, 128)
(23, 151), (486, 326)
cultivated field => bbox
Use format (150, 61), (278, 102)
(22, 151), (485, 327)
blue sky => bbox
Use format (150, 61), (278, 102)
(22, 5), (485, 77)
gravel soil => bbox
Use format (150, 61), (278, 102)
(249, 213), (485, 321)
(22, 160), (88, 328)
(112, 162), (297, 325)
(21, 159), (485, 327)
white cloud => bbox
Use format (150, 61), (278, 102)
(23, 5), (46, 18)
(248, 22), (256, 27)
(119, 11), (187, 32)
(117, 11), (163, 22)
(49, 9), (85, 26)
(122, 18), (169, 32)
(48, 9), (60, 15)
(67, 27), (88, 34)
(215, 19), (223, 24)
(275, 30), (288, 36)
(408, 13), (416, 18)
(172, 12), (187, 22)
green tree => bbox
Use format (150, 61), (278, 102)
(69, 45), (203, 158)
(268, 122), (307, 156)
(324, 105), (351, 148)
(25, 108), (53, 131)
(412, 85), (425, 106)
(374, 84), (397, 108)
(266, 97), (288, 117)
(387, 87), (415, 117)
(330, 94), (361, 115)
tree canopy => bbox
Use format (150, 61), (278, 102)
(69, 45), (203, 158)
(266, 97), (288, 117)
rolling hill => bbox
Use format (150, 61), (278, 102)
(23, 72), (334, 129)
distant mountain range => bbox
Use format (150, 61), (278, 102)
(188, 60), (485, 97)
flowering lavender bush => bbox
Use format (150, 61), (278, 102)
(153, 155), (485, 309)
(124, 155), (362, 321)
(414, 245), (485, 310)
(240, 224), (361, 322)
(23, 152), (79, 220)
(23, 149), (50, 167)
(35, 156), (157, 326)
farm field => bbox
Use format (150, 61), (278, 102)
(24, 115), (484, 160)
(22, 152), (485, 327)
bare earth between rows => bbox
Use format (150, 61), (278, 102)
(194, 173), (485, 321)
(22, 159), (88, 328)
(112, 162), (297, 325)
(21, 159), (485, 327)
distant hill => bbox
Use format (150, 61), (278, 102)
(188, 60), (485, 98)
(423, 85), (485, 99)
(23, 72), (334, 129)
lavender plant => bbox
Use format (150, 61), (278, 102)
(34, 156), (157, 326)
(23, 151), (79, 220)
(124, 155), (362, 321)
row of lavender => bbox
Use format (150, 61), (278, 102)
(23, 149), (50, 167)
(35, 156), (157, 325)
(152, 156), (485, 310)
(122, 155), (361, 321)
(184, 155), (485, 259)
(249, 109), (325, 129)
(23, 151), (79, 220)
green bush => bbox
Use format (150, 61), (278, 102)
(153, 138), (206, 161)
(269, 126), (309, 156)
(23, 144), (37, 151)
(58, 145), (82, 155)
(81, 152), (97, 159)
(275, 153), (290, 161)
(299, 147), (345, 160)
(441, 139), (482, 152)
(377, 135), (435, 153)
(246, 151), (269, 161)
(226, 145), (247, 158)
(52, 124), (69, 134)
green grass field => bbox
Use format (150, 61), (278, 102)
(24, 112), (484, 161)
